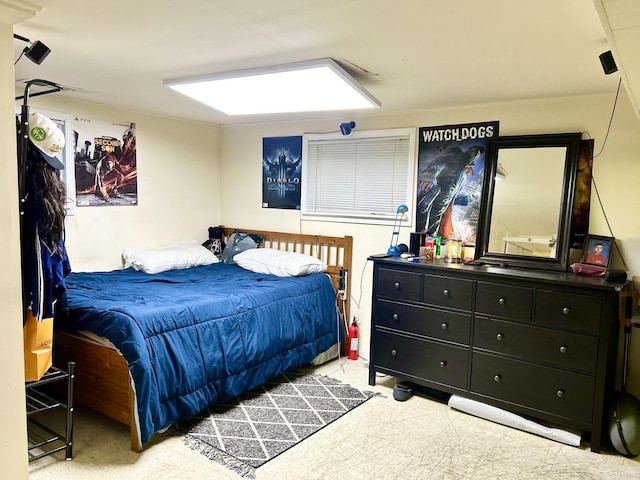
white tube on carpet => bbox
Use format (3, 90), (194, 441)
(448, 395), (581, 447)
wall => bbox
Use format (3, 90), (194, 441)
(25, 96), (223, 272)
(4, 84), (640, 478)
(0, 23), (29, 479)
(220, 91), (640, 396)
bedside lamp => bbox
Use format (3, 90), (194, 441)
(387, 204), (409, 256)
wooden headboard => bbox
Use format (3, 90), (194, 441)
(221, 227), (353, 349)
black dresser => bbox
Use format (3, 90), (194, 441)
(369, 257), (626, 452)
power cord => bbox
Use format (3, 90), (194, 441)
(594, 77), (622, 158)
(349, 257), (371, 309)
(584, 76), (637, 296)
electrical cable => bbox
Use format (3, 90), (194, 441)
(591, 175), (631, 273)
(586, 76), (636, 291)
(349, 257), (370, 309)
(14, 50), (25, 66)
(594, 77), (622, 158)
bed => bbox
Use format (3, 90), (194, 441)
(52, 228), (353, 452)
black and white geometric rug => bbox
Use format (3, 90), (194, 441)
(168, 371), (375, 478)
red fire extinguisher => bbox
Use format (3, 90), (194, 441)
(348, 317), (359, 360)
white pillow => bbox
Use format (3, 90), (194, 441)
(233, 248), (327, 277)
(122, 240), (219, 274)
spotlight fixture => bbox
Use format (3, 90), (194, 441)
(599, 51), (618, 75)
(340, 121), (356, 135)
(13, 33), (51, 65)
(164, 58), (381, 115)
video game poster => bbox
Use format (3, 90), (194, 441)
(262, 136), (302, 209)
(73, 117), (137, 207)
(416, 121), (499, 245)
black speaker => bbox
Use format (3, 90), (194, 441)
(25, 40), (51, 65)
(599, 51), (618, 75)
(605, 269), (627, 283)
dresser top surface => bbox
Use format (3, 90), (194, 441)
(370, 256), (627, 292)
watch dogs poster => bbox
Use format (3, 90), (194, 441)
(262, 136), (302, 209)
(416, 121), (499, 245)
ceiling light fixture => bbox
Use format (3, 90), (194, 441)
(164, 58), (381, 116)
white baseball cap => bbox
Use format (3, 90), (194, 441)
(28, 112), (65, 170)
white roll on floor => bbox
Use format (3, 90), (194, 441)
(448, 395), (581, 447)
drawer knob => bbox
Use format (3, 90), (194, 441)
(498, 298), (506, 305)
(559, 346), (568, 354)
(440, 361), (447, 368)
(562, 307), (571, 315)
(496, 333), (504, 341)
(391, 349), (397, 356)
(556, 389), (565, 398)
(441, 323), (448, 330)
(394, 282), (401, 290)
(443, 289), (450, 296)
(392, 313), (399, 321)
(493, 374), (502, 382)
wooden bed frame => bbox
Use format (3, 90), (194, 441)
(53, 228), (353, 452)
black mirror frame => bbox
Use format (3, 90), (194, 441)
(474, 133), (582, 271)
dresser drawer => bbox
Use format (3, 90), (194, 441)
(473, 317), (598, 373)
(475, 282), (533, 322)
(376, 268), (422, 302)
(374, 330), (469, 389)
(535, 290), (602, 335)
(471, 352), (595, 425)
(423, 274), (473, 311)
(376, 299), (471, 345)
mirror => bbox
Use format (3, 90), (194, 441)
(474, 133), (581, 271)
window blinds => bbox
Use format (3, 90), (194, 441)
(302, 129), (415, 224)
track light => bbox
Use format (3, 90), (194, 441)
(13, 33), (51, 65)
(340, 121), (356, 135)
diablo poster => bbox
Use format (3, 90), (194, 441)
(262, 136), (302, 209)
(73, 117), (137, 207)
(416, 121), (499, 245)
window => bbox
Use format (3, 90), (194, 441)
(301, 128), (415, 225)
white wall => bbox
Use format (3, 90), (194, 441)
(220, 91), (640, 396)
(25, 96), (222, 272)
(0, 22), (29, 479)
(4, 83), (640, 480)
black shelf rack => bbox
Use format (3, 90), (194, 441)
(26, 361), (75, 462)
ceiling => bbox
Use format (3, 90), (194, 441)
(12, 0), (640, 126)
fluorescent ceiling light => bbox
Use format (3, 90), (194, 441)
(164, 58), (380, 115)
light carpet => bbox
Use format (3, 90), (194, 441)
(168, 371), (375, 478)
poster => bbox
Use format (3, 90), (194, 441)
(416, 121), (499, 245)
(73, 117), (137, 207)
(262, 136), (302, 209)
(569, 139), (594, 249)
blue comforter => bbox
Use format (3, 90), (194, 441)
(62, 263), (340, 446)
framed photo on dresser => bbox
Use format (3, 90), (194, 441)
(580, 234), (614, 268)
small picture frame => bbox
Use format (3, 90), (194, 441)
(580, 234), (614, 268)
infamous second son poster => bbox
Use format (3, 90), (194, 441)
(262, 136), (302, 209)
(416, 121), (499, 245)
(73, 118), (137, 207)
